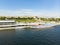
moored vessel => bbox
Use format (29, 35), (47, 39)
(0, 20), (16, 30)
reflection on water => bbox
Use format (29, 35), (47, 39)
(0, 25), (60, 45)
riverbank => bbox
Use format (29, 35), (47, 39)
(0, 20), (60, 30)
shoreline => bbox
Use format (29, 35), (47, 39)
(0, 21), (60, 30)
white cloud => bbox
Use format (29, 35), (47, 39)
(0, 9), (59, 17)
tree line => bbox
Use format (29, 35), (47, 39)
(0, 16), (60, 22)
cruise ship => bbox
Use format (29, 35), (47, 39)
(0, 20), (16, 30)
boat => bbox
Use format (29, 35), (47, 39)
(0, 20), (16, 30)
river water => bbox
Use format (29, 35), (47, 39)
(0, 25), (60, 45)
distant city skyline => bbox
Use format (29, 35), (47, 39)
(0, 0), (60, 17)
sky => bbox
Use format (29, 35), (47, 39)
(0, 0), (60, 17)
